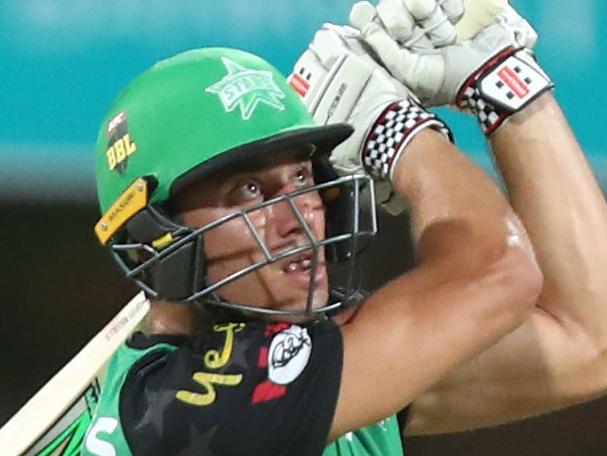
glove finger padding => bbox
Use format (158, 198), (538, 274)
(439, 0), (465, 24)
(357, 0), (459, 48)
(404, 0), (459, 46)
(349, 9), (445, 103)
(351, 1), (434, 52)
(500, 4), (538, 48)
(376, 0), (417, 43)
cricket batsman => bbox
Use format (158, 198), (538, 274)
(79, 1), (607, 454)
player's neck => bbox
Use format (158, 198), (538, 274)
(147, 299), (212, 336)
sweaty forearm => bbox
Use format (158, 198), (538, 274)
(491, 92), (607, 343)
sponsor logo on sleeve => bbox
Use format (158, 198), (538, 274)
(268, 325), (311, 385)
(251, 324), (312, 404)
(176, 323), (245, 407)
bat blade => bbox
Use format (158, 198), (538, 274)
(0, 292), (149, 456)
(456, 0), (507, 42)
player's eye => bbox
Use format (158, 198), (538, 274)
(241, 180), (261, 198)
(229, 179), (262, 204)
(293, 166), (312, 187)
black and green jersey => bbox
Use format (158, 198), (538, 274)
(323, 415), (404, 456)
(80, 318), (404, 455)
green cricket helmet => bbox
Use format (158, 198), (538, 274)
(94, 47), (377, 318)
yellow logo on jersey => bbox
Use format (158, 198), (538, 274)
(176, 323), (245, 406)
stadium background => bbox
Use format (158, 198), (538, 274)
(0, 0), (605, 453)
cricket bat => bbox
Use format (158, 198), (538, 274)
(0, 292), (150, 456)
(456, 0), (507, 41)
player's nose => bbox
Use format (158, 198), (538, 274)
(271, 192), (320, 240)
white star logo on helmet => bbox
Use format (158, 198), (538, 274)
(205, 57), (286, 120)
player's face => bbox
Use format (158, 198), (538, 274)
(173, 157), (329, 317)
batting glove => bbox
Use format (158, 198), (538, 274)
(289, 24), (452, 183)
(351, 1), (554, 135)
(366, 0), (464, 51)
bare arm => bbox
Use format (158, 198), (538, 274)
(494, 93), (607, 346)
(328, 129), (542, 440)
(407, 92), (607, 435)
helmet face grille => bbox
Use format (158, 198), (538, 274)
(110, 174), (377, 318)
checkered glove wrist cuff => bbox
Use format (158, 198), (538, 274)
(362, 97), (452, 180)
(456, 47), (554, 136)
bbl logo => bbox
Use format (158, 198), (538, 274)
(106, 111), (137, 174)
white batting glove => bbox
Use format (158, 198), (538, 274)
(289, 24), (452, 183)
(366, 0), (464, 51)
(351, 2), (553, 135)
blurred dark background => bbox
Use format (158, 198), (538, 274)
(2, 198), (607, 455)
(1, 0), (606, 454)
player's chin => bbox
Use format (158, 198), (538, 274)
(276, 276), (330, 320)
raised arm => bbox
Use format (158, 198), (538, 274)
(289, 26), (542, 440)
(332, 127), (541, 440)
(407, 92), (607, 434)
(491, 92), (607, 343)
(347, 0), (607, 434)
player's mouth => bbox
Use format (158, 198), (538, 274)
(281, 253), (326, 286)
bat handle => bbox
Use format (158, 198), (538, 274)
(456, 0), (507, 42)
